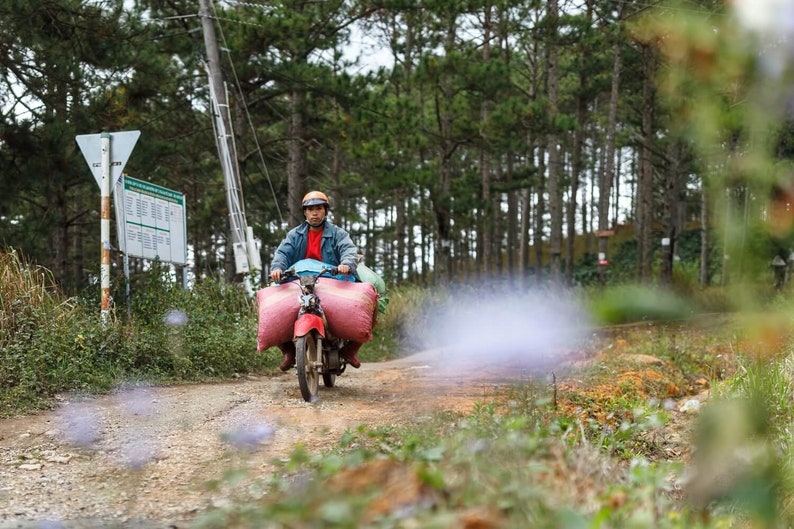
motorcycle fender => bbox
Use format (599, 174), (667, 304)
(294, 313), (325, 339)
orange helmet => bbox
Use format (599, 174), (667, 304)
(301, 191), (330, 209)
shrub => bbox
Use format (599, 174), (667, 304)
(0, 250), (267, 416)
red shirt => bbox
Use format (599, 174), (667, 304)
(306, 228), (322, 261)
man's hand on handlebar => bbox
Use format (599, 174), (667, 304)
(337, 264), (351, 275)
(270, 268), (283, 282)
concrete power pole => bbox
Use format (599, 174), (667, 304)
(198, 0), (261, 281)
(198, 0), (228, 139)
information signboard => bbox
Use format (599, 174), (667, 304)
(115, 176), (187, 265)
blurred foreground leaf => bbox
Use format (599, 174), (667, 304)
(591, 285), (693, 325)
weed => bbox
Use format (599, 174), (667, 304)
(0, 251), (264, 416)
(199, 379), (736, 529)
(6, 248), (794, 528)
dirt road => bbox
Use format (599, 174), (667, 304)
(0, 349), (520, 528)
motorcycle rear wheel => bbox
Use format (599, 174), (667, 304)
(296, 333), (321, 402)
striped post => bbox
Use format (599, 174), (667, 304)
(100, 132), (111, 325)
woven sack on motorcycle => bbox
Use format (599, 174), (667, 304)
(255, 282), (301, 352)
(315, 278), (378, 343)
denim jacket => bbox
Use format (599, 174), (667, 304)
(270, 220), (358, 274)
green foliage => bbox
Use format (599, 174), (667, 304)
(572, 252), (602, 286)
(189, 316), (794, 529)
(2, 249), (435, 417)
(689, 358), (794, 526)
(571, 226), (724, 289)
(11, 246), (794, 528)
(726, 356), (794, 439)
(194, 377), (729, 528)
(0, 250), (266, 417)
(0, 249), (66, 347)
(366, 283), (450, 360)
(0, 0), (175, 292)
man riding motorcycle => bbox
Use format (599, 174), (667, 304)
(269, 191), (363, 371)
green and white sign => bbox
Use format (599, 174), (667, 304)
(115, 176), (187, 265)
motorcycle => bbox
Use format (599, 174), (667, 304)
(278, 266), (349, 402)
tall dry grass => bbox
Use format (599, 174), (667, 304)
(0, 248), (74, 347)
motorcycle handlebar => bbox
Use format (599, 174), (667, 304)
(271, 266), (346, 285)
(321, 266), (339, 277)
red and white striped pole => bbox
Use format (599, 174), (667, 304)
(100, 132), (111, 325)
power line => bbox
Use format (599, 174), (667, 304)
(209, 0), (284, 226)
(219, 0), (266, 9)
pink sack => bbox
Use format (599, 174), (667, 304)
(256, 279), (379, 352)
(315, 278), (378, 343)
(256, 282), (300, 352)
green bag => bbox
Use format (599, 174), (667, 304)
(356, 262), (389, 314)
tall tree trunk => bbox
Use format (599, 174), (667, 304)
(534, 145), (546, 274)
(586, 136), (597, 253)
(421, 200), (431, 281)
(432, 19), (459, 284)
(506, 155), (518, 274)
(519, 186), (531, 275)
(660, 138), (682, 285)
(613, 144), (622, 223)
(407, 196), (417, 279)
(637, 43), (656, 283)
(395, 9), (416, 282)
(700, 180), (710, 286)
(493, 165), (503, 271)
(395, 190), (407, 280)
(598, 36), (623, 284)
(434, 156), (453, 283)
(546, 0), (562, 284)
(479, 154), (492, 274)
(54, 191), (69, 289)
(479, 3), (493, 274)
(331, 134), (347, 232)
(567, 62), (588, 285)
(582, 134), (594, 255)
(367, 200), (376, 259)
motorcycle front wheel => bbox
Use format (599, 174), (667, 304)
(296, 332), (321, 402)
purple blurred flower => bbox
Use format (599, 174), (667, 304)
(121, 437), (155, 470)
(222, 422), (276, 452)
(57, 401), (101, 448)
(36, 521), (66, 529)
(164, 309), (188, 326)
(115, 386), (155, 417)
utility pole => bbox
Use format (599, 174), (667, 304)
(199, 0), (228, 138)
(198, 0), (261, 282)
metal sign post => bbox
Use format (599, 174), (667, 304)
(76, 130), (140, 324)
(99, 133), (112, 325)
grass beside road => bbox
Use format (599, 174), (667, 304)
(5, 248), (794, 527)
(196, 318), (794, 528)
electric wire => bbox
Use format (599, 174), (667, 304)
(209, 0), (285, 227)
